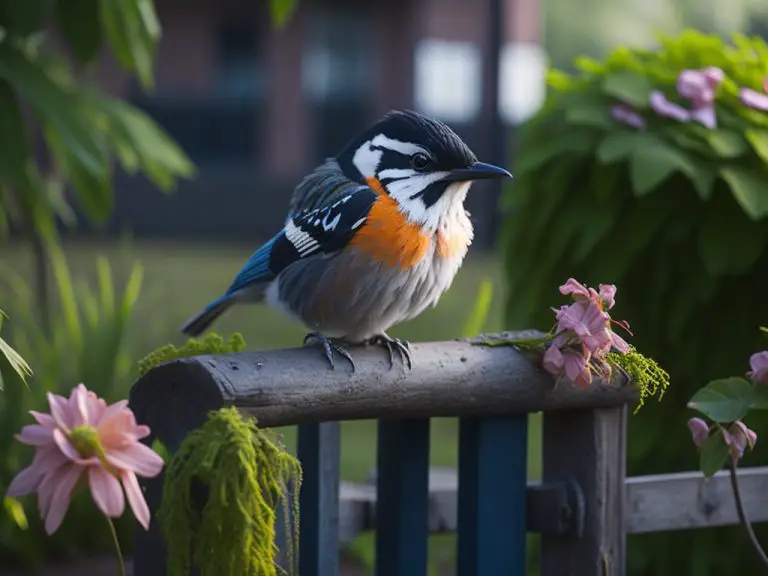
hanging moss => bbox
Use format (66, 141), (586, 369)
(137, 332), (246, 377)
(608, 347), (670, 413)
(158, 406), (301, 576)
(137, 335), (301, 575)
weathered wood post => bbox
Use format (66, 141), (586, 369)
(540, 406), (628, 576)
(128, 337), (637, 575)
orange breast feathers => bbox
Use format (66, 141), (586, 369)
(349, 177), (431, 269)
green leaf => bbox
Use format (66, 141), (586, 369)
(0, 312), (33, 387)
(706, 129), (748, 158)
(82, 92), (195, 188)
(514, 129), (598, 175)
(629, 135), (696, 196)
(720, 166), (768, 220)
(565, 102), (614, 130)
(699, 430), (730, 478)
(2, 496), (28, 530)
(601, 71), (654, 108)
(697, 189), (766, 275)
(596, 132), (642, 163)
(269, 0), (297, 28)
(745, 128), (768, 164)
(55, 0), (102, 64)
(0, 45), (107, 176)
(687, 377), (754, 422)
(688, 162), (717, 200)
(101, 0), (160, 89)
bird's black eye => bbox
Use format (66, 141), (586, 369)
(410, 152), (431, 172)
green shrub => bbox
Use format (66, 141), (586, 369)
(0, 244), (143, 568)
(503, 30), (768, 575)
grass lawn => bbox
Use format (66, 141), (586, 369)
(1, 239), (543, 573)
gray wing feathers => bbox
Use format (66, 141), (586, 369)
(290, 159), (364, 216)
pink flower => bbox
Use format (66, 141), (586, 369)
(748, 350), (768, 385)
(677, 67), (722, 107)
(555, 300), (613, 356)
(5, 384), (164, 534)
(558, 278), (617, 311)
(542, 344), (592, 388)
(723, 420), (757, 460)
(740, 78), (768, 111)
(687, 417), (709, 447)
(650, 67), (724, 129)
(610, 104), (645, 129)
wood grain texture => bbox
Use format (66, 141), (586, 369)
(626, 466), (768, 533)
(540, 407), (628, 576)
(129, 336), (637, 429)
(338, 465), (768, 543)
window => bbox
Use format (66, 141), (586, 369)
(302, 8), (375, 160)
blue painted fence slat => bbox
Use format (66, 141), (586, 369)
(375, 418), (431, 576)
(297, 422), (341, 576)
(457, 416), (528, 576)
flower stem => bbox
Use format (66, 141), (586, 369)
(105, 515), (126, 576)
(728, 458), (768, 568)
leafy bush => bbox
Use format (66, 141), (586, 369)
(0, 244), (144, 568)
(503, 30), (768, 575)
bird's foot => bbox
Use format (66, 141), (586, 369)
(303, 332), (356, 372)
(368, 333), (412, 370)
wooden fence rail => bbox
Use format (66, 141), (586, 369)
(128, 335), (768, 576)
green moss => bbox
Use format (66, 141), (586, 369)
(607, 347), (670, 413)
(158, 407), (301, 576)
(137, 332), (246, 376)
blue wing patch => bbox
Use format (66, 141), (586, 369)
(224, 186), (376, 296)
(224, 235), (279, 296)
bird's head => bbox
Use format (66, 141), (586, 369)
(336, 109), (512, 229)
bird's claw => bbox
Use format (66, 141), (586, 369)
(369, 333), (413, 370)
(303, 332), (356, 372)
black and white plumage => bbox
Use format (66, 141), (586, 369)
(180, 109), (512, 371)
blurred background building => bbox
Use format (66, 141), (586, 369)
(89, 0), (543, 248)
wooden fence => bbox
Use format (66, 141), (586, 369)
(128, 335), (768, 575)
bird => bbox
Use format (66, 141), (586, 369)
(180, 109), (512, 371)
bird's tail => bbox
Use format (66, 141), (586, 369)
(180, 295), (235, 337)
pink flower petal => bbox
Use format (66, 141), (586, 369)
(15, 425), (54, 447)
(29, 411), (56, 428)
(740, 88), (768, 111)
(686, 417), (709, 447)
(43, 464), (83, 535)
(559, 278), (591, 301)
(690, 105), (717, 129)
(53, 429), (82, 461)
(748, 350), (768, 385)
(88, 467), (125, 518)
(122, 471), (151, 529)
(610, 105), (645, 129)
(542, 345), (564, 376)
(106, 443), (165, 478)
(47, 392), (75, 432)
(6, 463), (46, 497)
(650, 91), (691, 122)
(598, 284), (617, 310)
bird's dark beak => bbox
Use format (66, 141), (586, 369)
(444, 161), (513, 182)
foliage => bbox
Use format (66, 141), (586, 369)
(0, 309), (32, 389)
(0, 0), (195, 245)
(158, 406), (301, 576)
(504, 29), (768, 575)
(138, 332), (246, 377)
(0, 246), (143, 567)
